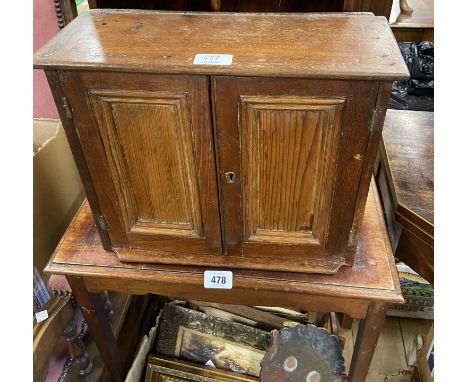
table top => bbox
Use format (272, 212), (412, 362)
(33, 10), (409, 81)
(46, 179), (402, 312)
(381, 110), (434, 236)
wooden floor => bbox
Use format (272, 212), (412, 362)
(340, 316), (432, 381)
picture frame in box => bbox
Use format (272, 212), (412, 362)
(145, 355), (258, 381)
(154, 304), (270, 377)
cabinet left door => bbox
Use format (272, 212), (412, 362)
(58, 71), (222, 260)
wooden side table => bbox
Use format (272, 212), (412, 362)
(375, 109), (434, 283)
(45, 180), (403, 382)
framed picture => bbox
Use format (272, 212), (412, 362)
(154, 304), (271, 377)
(145, 355), (259, 381)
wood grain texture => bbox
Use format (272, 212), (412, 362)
(67, 277), (124, 382)
(348, 81), (393, 254)
(343, 0), (393, 17)
(37, 12), (408, 274)
(340, 324), (354, 374)
(366, 317), (408, 377)
(396, 228), (433, 284)
(103, 294), (149, 382)
(64, 293), (148, 382)
(348, 301), (387, 382)
(392, 27), (433, 43)
(59, 71), (222, 258)
(241, 96), (344, 247)
(213, 76), (379, 272)
(190, 301), (288, 329)
(89, 90), (203, 237)
(79, 0), (391, 14)
(342, 316), (433, 380)
(379, 109), (433, 282)
(375, 160), (402, 251)
(47, 180), (402, 380)
(45, 179), (402, 317)
(44, 70), (112, 250)
(33, 10), (409, 81)
(382, 110), (434, 229)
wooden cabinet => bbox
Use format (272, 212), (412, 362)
(34, 11), (408, 274)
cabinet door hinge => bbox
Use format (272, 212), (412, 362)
(61, 96), (72, 119)
(369, 107), (382, 133)
(96, 215), (109, 231)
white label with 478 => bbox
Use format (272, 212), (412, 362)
(204, 270), (233, 289)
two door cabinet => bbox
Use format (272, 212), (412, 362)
(34, 10), (408, 274)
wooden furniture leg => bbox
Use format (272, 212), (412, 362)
(33, 295), (76, 381)
(341, 313), (354, 329)
(67, 276), (125, 382)
(314, 312), (328, 327)
(62, 318), (93, 375)
(348, 301), (387, 382)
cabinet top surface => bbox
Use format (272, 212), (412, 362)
(34, 10), (409, 80)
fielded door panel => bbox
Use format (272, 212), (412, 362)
(59, 72), (221, 258)
(212, 77), (378, 272)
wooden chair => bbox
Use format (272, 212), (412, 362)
(33, 274), (118, 381)
(33, 292), (92, 381)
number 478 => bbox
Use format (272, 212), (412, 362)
(211, 275), (227, 284)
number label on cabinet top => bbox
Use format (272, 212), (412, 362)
(193, 54), (233, 65)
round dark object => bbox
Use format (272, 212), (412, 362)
(260, 325), (345, 382)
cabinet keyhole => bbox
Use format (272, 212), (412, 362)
(225, 171), (236, 184)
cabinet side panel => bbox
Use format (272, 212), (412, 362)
(348, 82), (393, 258)
(45, 70), (112, 249)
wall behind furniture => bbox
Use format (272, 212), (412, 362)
(33, 1), (85, 278)
(34, 0), (60, 118)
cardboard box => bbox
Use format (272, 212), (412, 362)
(33, 119), (85, 276)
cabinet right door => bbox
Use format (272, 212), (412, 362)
(212, 76), (379, 273)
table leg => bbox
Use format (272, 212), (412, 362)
(341, 313), (353, 330)
(348, 301), (387, 382)
(67, 276), (125, 382)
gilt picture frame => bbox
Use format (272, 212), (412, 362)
(145, 355), (258, 382)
